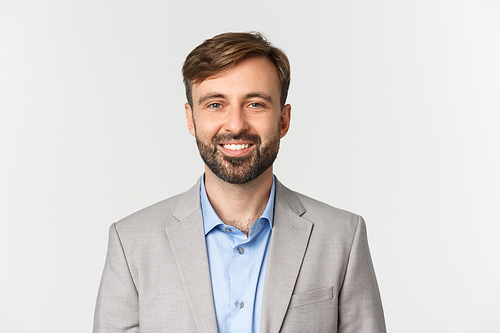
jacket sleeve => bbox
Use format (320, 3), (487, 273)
(93, 223), (139, 333)
(338, 216), (387, 333)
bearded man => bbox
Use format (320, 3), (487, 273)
(93, 32), (387, 333)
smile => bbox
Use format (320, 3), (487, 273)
(222, 144), (251, 151)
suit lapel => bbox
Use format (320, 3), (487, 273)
(165, 179), (218, 333)
(261, 180), (313, 333)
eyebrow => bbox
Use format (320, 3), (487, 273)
(245, 92), (274, 104)
(197, 93), (227, 106)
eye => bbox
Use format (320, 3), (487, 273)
(249, 102), (262, 108)
(208, 103), (222, 109)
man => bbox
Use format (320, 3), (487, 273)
(93, 32), (386, 333)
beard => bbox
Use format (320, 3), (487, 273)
(195, 128), (281, 184)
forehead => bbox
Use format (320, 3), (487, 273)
(192, 56), (280, 101)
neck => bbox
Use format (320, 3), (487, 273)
(204, 167), (274, 236)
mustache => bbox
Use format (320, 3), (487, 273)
(211, 132), (261, 145)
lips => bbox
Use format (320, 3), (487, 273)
(222, 143), (251, 151)
(218, 141), (254, 157)
(212, 133), (260, 157)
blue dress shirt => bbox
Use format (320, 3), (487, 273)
(200, 175), (275, 333)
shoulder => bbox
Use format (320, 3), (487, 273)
(276, 180), (363, 236)
(112, 192), (184, 237)
(112, 179), (201, 238)
(295, 191), (360, 225)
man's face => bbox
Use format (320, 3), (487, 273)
(185, 56), (291, 184)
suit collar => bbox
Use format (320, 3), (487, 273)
(260, 180), (312, 333)
(172, 177), (202, 221)
(167, 177), (219, 333)
(274, 178), (306, 217)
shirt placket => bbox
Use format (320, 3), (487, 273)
(229, 233), (253, 333)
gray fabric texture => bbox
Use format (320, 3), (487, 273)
(93, 178), (386, 332)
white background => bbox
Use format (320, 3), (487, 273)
(1, 0), (499, 332)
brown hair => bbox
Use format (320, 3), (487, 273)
(182, 32), (290, 109)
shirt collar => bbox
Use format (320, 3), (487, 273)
(200, 174), (276, 236)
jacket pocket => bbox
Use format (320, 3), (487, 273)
(288, 286), (335, 309)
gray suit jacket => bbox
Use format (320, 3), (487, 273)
(94, 179), (386, 332)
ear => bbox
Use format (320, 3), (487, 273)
(185, 103), (196, 137)
(279, 104), (291, 138)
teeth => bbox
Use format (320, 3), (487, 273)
(223, 144), (250, 151)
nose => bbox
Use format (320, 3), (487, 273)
(223, 106), (250, 135)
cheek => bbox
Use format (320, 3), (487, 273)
(193, 116), (221, 137)
(260, 118), (282, 137)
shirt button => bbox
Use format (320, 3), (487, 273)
(237, 247), (244, 254)
(224, 228), (231, 233)
(236, 301), (244, 308)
